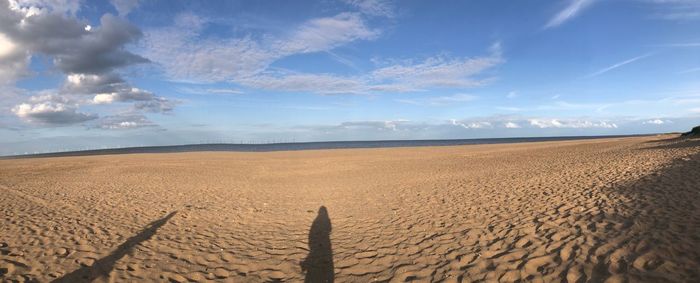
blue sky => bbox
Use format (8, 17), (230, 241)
(0, 0), (699, 155)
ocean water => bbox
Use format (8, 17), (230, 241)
(1, 135), (650, 159)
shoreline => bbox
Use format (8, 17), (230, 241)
(1, 133), (658, 159)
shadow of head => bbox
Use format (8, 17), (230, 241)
(301, 206), (334, 283)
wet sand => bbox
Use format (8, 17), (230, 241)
(1, 135), (699, 282)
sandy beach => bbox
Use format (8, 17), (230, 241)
(1, 135), (699, 282)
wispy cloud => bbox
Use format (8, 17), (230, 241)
(94, 114), (156, 130)
(679, 67), (700, 74)
(110, 0), (140, 16)
(396, 93), (477, 106)
(275, 12), (380, 55)
(544, 0), (595, 29)
(316, 119), (411, 132)
(498, 101), (610, 113)
(529, 118), (617, 129)
(646, 0), (700, 20)
(238, 72), (367, 95)
(143, 13), (377, 83)
(342, 0), (395, 18)
(656, 42), (700, 47)
(584, 53), (653, 78)
(178, 87), (244, 95)
(371, 51), (502, 90)
(144, 11), (503, 95)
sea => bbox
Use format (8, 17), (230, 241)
(1, 134), (652, 159)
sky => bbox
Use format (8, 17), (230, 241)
(0, 0), (699, 155)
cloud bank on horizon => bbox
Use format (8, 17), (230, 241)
(0, 0), (699, 154)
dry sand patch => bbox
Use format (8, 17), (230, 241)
(1, 135), (699, 282)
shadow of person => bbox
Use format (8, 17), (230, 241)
(301, 206), (334, 283)
(52, 211), (177, 283)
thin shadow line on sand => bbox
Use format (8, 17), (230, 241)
(52, 211), (177, 283)
(301, 206), (334, 283)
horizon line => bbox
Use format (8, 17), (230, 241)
(0, 133), (666, 159)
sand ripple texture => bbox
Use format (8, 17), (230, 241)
(1, 135), (699, 282)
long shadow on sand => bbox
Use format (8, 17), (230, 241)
(301, 206), (334, 283)
(52, 211), (177, 283)
(580, 144), (700, 282)
(643, 136), (700, 150)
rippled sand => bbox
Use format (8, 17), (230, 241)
(1, 135), (699, 282)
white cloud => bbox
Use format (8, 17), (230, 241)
(584, 53), (652, 78)
(92, 88), (154, 104)
(448, 117), (619, 130)
(12, 94), (96, 125)
(303, 115), (684, 139)
(528, 118), (617, 128)
(8, 0), (82, 16)
(451, 119), (493, 129)
(92, 93), (114, 104)
(544, 0), (595, 29)
(504, 122), (521, 128)
(643, 119), (671, 124)
(507, 91), (518, 99)
(64, 73), (124, 94)
(292, 116), (644, 142)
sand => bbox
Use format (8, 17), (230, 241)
(1, 135), (699, 282)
